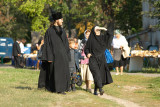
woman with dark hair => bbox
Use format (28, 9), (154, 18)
(36, 37), (44, 70)
(84, 26), (113, 95)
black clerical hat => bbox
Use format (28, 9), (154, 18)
(52, 12), (63, 21)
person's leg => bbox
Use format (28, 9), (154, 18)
(114, 61), (120, 75)
(17, 56), (22, 68)
(87, 80), (92, 89)
(120, 66), (123, 75)
(85, 80), (88, 89)
(99, 87), (104, 95)
(86, 65), (92, 93)
(83, 64), (88, 89)
(94, 84), (98, 95)
(120, 57), (125, 75)
(37, 60), (40, 70)
(71, 71), (77, 91)
(71, 83), (76, 91)
(115, 67), (119, 75)
(86, 80), (92, 93)
(14, 56), (18, 68)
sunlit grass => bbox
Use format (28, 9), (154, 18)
(0, 68), (120, 107)
(103, 74), (160, 107)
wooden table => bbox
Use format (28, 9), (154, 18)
(129, 55), (160, 72)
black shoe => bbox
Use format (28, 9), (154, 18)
(99, 89), (104, 95)
(58, 92), (66, 95)
(94, 91), (98, 95)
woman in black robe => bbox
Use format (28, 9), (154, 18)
(84, 26), (113, 95)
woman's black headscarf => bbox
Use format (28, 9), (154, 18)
(85, 26), (113, 57)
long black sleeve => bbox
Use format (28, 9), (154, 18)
(44, 30), (54, 61)
(103, 30), (114, 49)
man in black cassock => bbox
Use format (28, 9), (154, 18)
(12, 39), (22, 68)
(44, 11), (70, 94)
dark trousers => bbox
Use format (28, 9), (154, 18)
(20, 54), (25, 67)
(14, 56), (22, 68)
(69, 68), (77, 84)
(38, 61), (49, 88)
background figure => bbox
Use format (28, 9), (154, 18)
(111, 30), (128, 75)
(12, 39), (22, 68)
(44, 11), (70, 95)
(36, 37), (44, 70)
(85, 26), (113, 95)
(38, 37), (49, 89)
(19, 38), (26, 67)
(79, 30), (93, 93)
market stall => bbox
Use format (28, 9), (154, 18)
(129, 50), (160, 72)
(23, 51), (38, 68)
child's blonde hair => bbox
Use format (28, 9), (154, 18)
(68, 38), (75, 47)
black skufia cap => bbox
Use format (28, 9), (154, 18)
(52, 12), (62, 21)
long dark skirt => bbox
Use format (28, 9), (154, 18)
(47, 61), (70, 93)
(38, 61), (49, 89)
(114, 55), (127, 67)
(89, 55), (113, 88)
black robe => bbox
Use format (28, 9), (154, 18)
(12, 41), (21, 68)
(12, 41), (21, 57)
(44, 26), (70, 92)
(84, 26), (113, 88)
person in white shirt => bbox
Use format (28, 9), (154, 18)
(19, 38), (26, 67)
(111, 30), (128, 75)
(19, 39), (26, 54)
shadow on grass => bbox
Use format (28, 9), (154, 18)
(15, 86), (32, 90)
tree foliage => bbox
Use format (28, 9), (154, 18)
(115, 0), (142, 35)
(0, 0), (31, 41)
(149, 0), (160, 28)
(1, 0), (143, 40)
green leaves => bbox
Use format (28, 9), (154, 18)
(147, 0), (160, 28)
(17, 0), (52, 35)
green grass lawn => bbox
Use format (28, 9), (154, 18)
(103, 74), (160, 107)
(0, 68), (121, 107)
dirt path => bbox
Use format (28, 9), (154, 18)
(0, 64), (14, 68)
(111, 72), (160, 77)
(81, 72), (160, 107)
(82, 85), (143, 107)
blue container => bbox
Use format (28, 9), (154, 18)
(0, 37), (14, 58)
(24, 47), (31, 54)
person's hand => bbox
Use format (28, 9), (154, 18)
(99, 27), (107, 31)
(120, 46), (123, 49)
(18, 54), (21, 56)
(95, 26), (107, 31)
(48, 61), (52, 63)
(87, 53), (92, 58)
(41, 40), (44, 45)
